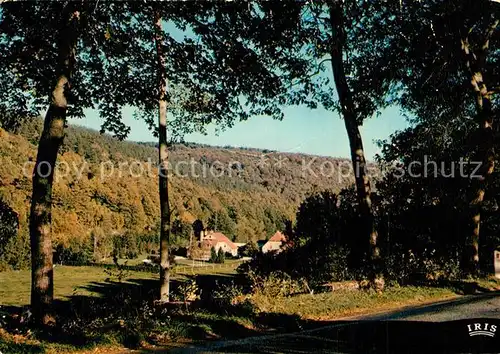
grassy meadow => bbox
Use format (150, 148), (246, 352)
(0, 262), (242, 307)
(0, 266), (155, 306)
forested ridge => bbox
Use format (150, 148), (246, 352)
(0, 118), (359, 268)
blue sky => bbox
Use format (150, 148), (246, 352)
(68, 105), (408, 161)
(66, 21), (409, 161)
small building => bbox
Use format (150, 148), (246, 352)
(262, 231), (286, 254)
(494, 249), (500, 279)
(193, 230), (238, 260)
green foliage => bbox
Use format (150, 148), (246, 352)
(0, 229), (30, 271)
(208, 280), (253, 317)
(103, 253), (132, 283)
(0, 199), (18, 252)
(54, 239), (93, 266)
(247, 270), (308, 298)
(209, 246), (217, 263)
(171, 278), (200, 304)
(208, 209), (236, 240)
(0, 200), (20, 270)
(216, 247), (225, 264)
(171, 219), (192, 245)
(238, 241), (259, 258)
(112, 233), (140, 260)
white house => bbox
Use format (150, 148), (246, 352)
(262, 231), (286, 254)
(200, 230), (238, 257)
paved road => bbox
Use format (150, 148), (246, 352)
(360, 292), (500, 321)
(169, 293), (500, 353)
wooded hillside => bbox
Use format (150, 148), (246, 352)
(0, 118), (360, 268)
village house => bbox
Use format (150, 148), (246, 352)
(191, 229), (238, 260)
(261, 231), (286, 254)
(495, 249), (500, 279)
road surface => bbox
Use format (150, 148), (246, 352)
(170, 292), (500, 353)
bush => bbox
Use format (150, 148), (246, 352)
(172, 246), (188, 257)
(125, 249), (138, 260)
(238, 241), (259, 258)
(247, 270), (308, 298)
(208, 280), (253, 316)
(0, 200), (18, 253)
(54, 239), (93, 266)
(0, 230), (30, 270)
(238, 245), (352, 290)
(384, 245), (462, 285)
(209, 246), (217, 263)
(54, 287), (188, 349)
(216, 247), (225, 264)
(171, 278), (200, 303)
(0, 201), (23, 270)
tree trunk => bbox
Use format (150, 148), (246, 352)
(154, 10), (170, 302)
(461, 20), (499, 277)
(328, 2), (383, 290)
(29, 7), (80, 327)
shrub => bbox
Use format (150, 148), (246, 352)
(384, 246), (462, 285)
(54, 239), (93, 266)
(216, 247), (225, 264)
(0, 201), (23, 270)
(209, 246), (217, 263)
(104, 253), (131, 282)
(247, 270), (308, 298)
(125, 249), (138, 260)
(238, 241), (259, 258)
(0, 230), (30, 270)
(208, 280), (253, 316)
(171, 278), (200, 304)
(0, 200), (18, 253)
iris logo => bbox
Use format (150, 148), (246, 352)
(467, 323), (497, 337)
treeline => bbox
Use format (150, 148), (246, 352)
(15, 118), (358, 202)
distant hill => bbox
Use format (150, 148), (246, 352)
(0, 118), (360, 259)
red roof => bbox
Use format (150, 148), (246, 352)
(202, 231), (237, 250)
(268, 231), (286, 243)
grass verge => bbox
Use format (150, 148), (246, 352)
(251, 285), (459, 321)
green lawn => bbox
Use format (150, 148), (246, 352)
(0, 263), (241, 306)
(0, 266), (156, 306)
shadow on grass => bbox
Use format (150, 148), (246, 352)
(1, 272), (304, 351)
(1, 275), (499, 353)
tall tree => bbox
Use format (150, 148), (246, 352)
(29, 3), (80, 326)
(230, 1), (399, 289)
(461, 13), (499, 275)
(363, 0), (500, 274)
(154, 9), (170, 302)
(112, 1), (303, 298)
(327, 1), (382, 288)
(0, 1), (145, 324)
